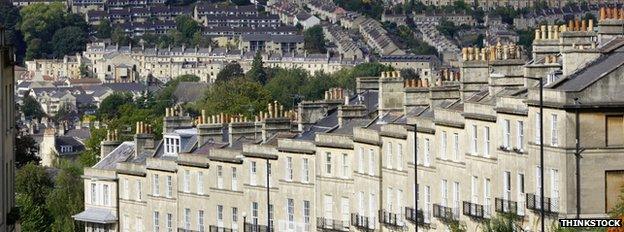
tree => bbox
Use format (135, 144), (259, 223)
(46, 164), (84, 232)
(97, 92), (134, 120)
(264, 68), (308, 108)
(21, 95), (45, 119)
(16, 163), (54, 232)
(303, 25), (326, 53)
(78, 127), (107, 167)
(482, 214), (522, 232)
(15, 132), (41, 168)
(96, 19), (113, 38)
(196, 77), (272, 117)
(216, 62), (245, 83)
(300, 71), (338, 100)
(0, 2), (26, 63)
(175, 15), (200, 41)
(51, 26), (87, 57)
(111, 27), (131, 46)
(246, 52), (268, 85)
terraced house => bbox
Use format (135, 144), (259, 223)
(75, 12), (624, 232)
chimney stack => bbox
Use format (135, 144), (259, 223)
(134, 121), (155, 158)
(100, 129), (121, 160)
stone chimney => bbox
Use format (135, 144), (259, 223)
(197, 110), (227, 145)
(403, 79), (431, 113)
(338, 104), (367, 127)
(297, 88), (345, 131)
(134, 121), (155, 158)
(261, 101), (293, 143)
(229, 115), (259, 146)
(598, 7), (624, 43)
(460, 47), (489, 99)
(378, 71), (404, 116)
(164, 106), (193, 133)
(100, 129), (121, 159)
(41, 128), (57, 167)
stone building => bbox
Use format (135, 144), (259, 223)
(0, 26), (16, 232)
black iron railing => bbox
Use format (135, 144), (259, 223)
(350, 213), (375, 231)
(526, 193), (557, 214)
(495, 198), (520, 215)
(378, 210), (404, 227)
(243, 222), (273, 232)
(209, 225), (234, 232)
(405, 207), (430, 225)
(316, 217), (349, 231)
(462, 201), (484, 218)
(432, 204), (457, 221)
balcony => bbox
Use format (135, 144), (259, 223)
(350, 213), (375, 231)
(209, 226), (234, 232)
(462, 201), (484, 219)
(316, 217), (349, 231)
(244, 222), (273, 232)
(405, 207), (430, 225)
(432, 204), (458, 222)
(495, 198), (524, 216)
(526, 193), (557, 214)
(378, 210), (404, 227)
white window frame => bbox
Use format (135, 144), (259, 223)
(551, 114), (558, 146)
(184, 170), (190, 193)
(471, 125), (478, 154)
(153, 211), (159, 232)
(397, 143), (403, 170)
(452, 133), (459, 161)
(287, 198), (295, 230)
(440, 131), (447, 160)
(341, 153), (348, 178)
(326, 152), (332, 175)
(152, 174), (159, 196)
(231, 167), (238, 191)
(302, 158), (309, 183)
(198, 210), (205, 232)
(503, 119), (511, 148)
(517, 121), (524, 150)
(484, 126), (490, 157)
(358, 147), (364, 173)
(286, 157), (293, 181)
(217, 166), (223, 189)
(368, 149), (375, 175)
(250, 161), (257, 186)
(166, 175), (172, 198)
(386, 142), (393, 169)
(535, 112), (541, 144)
(424, 139), (431, 166)
(197, 171), (204, 194)
(136, 180), (142, 201)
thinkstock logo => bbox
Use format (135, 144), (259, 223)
(559, 218), (623, 228)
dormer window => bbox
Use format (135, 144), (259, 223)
(60, 145), (73, 153)
(164, 135), (180, 155)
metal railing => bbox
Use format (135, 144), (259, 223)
(526, 193), (557, 214)
(378, 210), (404, 227)
(432, 204), (458, 221)
(350, 213), (375, 230)
(405, 207), (430, 225)
(209, 226), (234, 232)
(462, 201), (484, 218)
(495, 198), (520, 215)
(243, 223), (273, 232)
(316, 217), (349, 231)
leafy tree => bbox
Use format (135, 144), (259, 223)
(264, 68), (308, 108)
(303, 25), (326, 53)
(25, 38), (44, 61)
(15, 132), (41, 168)
(299, 71), (338, 100)
(97, 92), (134, 120)
(216, 62), (245, 83)
(175, 15), (200, 41)
(21, 95), (44, 119)
(176, 74), (200, 82)
(46, 163), (84, 232)
(96, 19), (113, 39)
(77, 127), (107, 167)
(53, 103), (74, 122)
(482, 214), (522, 232)
(16, 163), (54, 232)
(247, 52), (268, 85)
(196, 77), (272, 117)
(111, 27), (132, 45)
(0, 2), (26, 63)
(51, 26), (87, 57)
(335, 0), (384, 19)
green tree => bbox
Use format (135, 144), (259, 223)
(482, 214), (522, 232)
(96, 19), (113, 38)
(264, 68), (308, 108)
(25, 38), (44, 60)
(97, 92), (134, 120)
(0, 2), (26, 63)
(15, 132), (41, 168)
(300, 71), (338, 100)
(111, 27), (131, 45)
(196, 77), (272, 117)
(21, 95), (45, 119)
(303, 25), (326, 53)
(78, 127), (107, 167)
(16, 163), (54, 232)
(175, 15), (200, 41)
(246, 52), (268, 85)
(216, 62), (245, 83)
(51, 26), (87, 57)
(46, 164), (84, 232)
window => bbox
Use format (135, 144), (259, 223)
(471, 125), (478, 154)
(166, 213), (172, 232)
(341, 154), (348, 178)
(484, 126), (490, 157)
(503, 171), (511, 200)
(369, 193), (376, 218)
(269, 204), (274, 227)
(153, 211), (159, 232)
(217, 205), (223, 223)
(183, 170), (190, 192)
(198, 210), (205, 232)
(503, 119), (511, 148)
(424, 186), (431, 222)
(164, 136), (180, 155)
(551, 169), (559, 210)
(302, 158), (309, 183)
(122, 179), (129, 199)
(441, 180), (448, 206)
(91, 183), (97, 204)
(184, 208), (191, 230)
(535, 112), (541, 144)
(326, 153), (332, 175)
(517, 121), (524, 150)
(397, 143), (403, 170)
(396, 189), (403, 215)
(267, 163), (272, 187)
(136, 180), (142, 200)
(453, 133), (459, 161)
(232, 207), (238, 223)
(123, 214), (129, 232)
(286, 157), (293, 181)
(103, 184), (110, 206)
(166, 175), (172, 198)
(217, 166), (223, 189)
(535, 166), (541, 197)
(341, 197), (349, 223)
(304, 200), (310, 226)
(324, 195), (333, 219)
(440, 131), (447, 159)
(358, 148), (364, 173)
(484, 178), (491, 217)
(152, 174), (159, 196)
(452, 182), (459, 216)
(250, 161), (257, 185)
(551, 114), (558, 146)
(471, 176), (478, 203)
(517, 173), (525, 215)
(386, 142), (393, 168)
(232, 167), (238, 191)
(137, 217), (143, 232)
(252, 202), (259, 224)
(197, 172), (204, 194)
(606, 115), (624, 146)
(287, 199), (295, 229)
(368, 149), (375, 175)
(424, 139), (431, 166)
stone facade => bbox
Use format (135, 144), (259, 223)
(0, 27), (16, 232)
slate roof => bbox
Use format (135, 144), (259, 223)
(173, 82), (209, 103)
(553, 47), (624, 92)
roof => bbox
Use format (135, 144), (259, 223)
(553, 48), (624, 92)
(94, 141), (135, 170)
(173, 82), (209, 103)
(72, 208), (117, 224)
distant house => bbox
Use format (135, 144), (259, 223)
(294, 12), (320, 29)
(39, 127), (86, 167)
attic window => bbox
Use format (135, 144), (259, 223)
(60, 145), (73, 153)
(164, 136), (180, 155)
